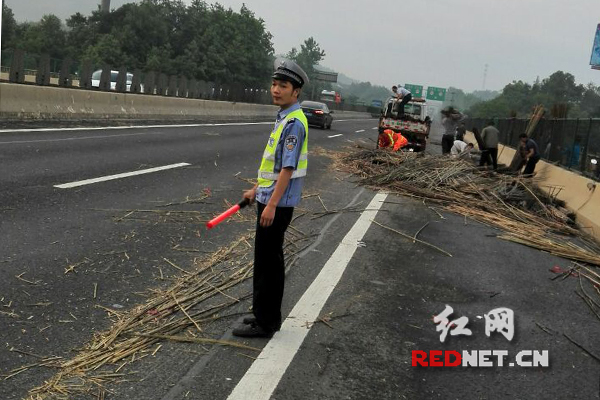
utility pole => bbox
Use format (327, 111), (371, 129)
(101, 0), (111, 13)
(1, 0), (4, 69)
(482, 64), (488, 90)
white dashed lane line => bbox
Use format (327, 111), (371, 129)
(54, 162), (191, 189)
(355, 129), (365, 133)
(327, 134), (343, 138)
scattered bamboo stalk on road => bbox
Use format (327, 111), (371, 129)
(563, 333), (600, 363)
(21, 222), (313, 399)
(372, 220), (453, 257)
(132, 333), (261, 352)
(163, 258), (191, 275)
(413, 222), (430, 243)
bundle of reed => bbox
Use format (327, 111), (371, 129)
(509, 105), (545, 171)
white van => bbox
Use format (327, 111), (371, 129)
(91, 70), (134, 92)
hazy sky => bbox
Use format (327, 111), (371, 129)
(4, 0), (600, 92)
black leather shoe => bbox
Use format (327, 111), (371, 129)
(232, 322), (274, 338)
(243, 316), (256, 325)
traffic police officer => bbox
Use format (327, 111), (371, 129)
(233, 58), (309, 338)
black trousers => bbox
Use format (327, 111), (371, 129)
(396, 93), (412, 117)
(442, 134), (454, 154)
(480, 148), (498, 170)
(523, 156), (540, 175)
(253, 202), (294, 332)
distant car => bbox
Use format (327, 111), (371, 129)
(301, 101), (334, 129)
(91, 69), (134, 92)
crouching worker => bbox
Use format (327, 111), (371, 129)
(451, 140), (474, 159)
(379, 129), (409, 151)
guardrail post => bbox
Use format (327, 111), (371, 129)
(213, 83), (222, 100)
(566, 118), (580, 170)
(156, 73), (168, 95)
(196, 80), (206, 99)
(223, 83), (233, 101)
(130, 69), (142, 94)
(80, 60), (93, 89)
(580, 118), (593, 174)
(59, 58), (72, 87)
(99, 65), (112, 91)
(143, 71), (156, 95)
(9, 49), (24, 83)
(116, 66), (127, 93)
(167, 75), (177, 97)
(206, 82), (215, 100)
(36, 54), (51, 86)
(232, 83), (243, 102)
(178, 76), (188, 98)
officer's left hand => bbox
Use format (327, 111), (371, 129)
(260, 204), (276, 227)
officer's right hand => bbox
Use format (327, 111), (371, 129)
(243, 188), (256, 205)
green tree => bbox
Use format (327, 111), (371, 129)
(540, 71), (584, 104)
(65, 13), (96, 58)
(287, 37), (326, 99)
(466, 71), (596, 118)
(579, 83), (600, 117)
(82, 33), (126, 67)
(4, 1), (276, 86)
(443, 87), (500, 112)
(13, 15), (67, 59)
(339, 81), (391, 105)
(1, 1), (18, 50)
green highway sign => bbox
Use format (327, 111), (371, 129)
(426, 86), (447, 101)
(404, 84), (423, 98)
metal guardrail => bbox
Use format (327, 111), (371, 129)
(0, 49), (372, 112)
(0, 49), (274, 104)
(466, 117), (600, 181)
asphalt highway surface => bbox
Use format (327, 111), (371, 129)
(1, 117), (598, 400)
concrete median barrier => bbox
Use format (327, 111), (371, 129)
(0, 83), (372, 122)
(497, 144), (600, 242)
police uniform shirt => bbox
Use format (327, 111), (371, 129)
(256, 102), (306, 207)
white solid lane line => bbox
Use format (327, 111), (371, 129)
(1, 130), (196, 145)
(227, 192), (388, 400)
(355, 129), (365, 133)
(0, 122), (273, 134)
(54, 162), (191, 189)
(327, 134), (343, 138)
(0, 119), (377, 134)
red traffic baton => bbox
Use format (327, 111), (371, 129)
(206, 198), (250, 229)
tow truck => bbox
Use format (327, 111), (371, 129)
(378, 97), (431, 152)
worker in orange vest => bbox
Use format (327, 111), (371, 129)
(378, 129), (409, 151)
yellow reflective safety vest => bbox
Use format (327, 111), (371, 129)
(257, 108), (308, 188)
(387, 131), (395, 146)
